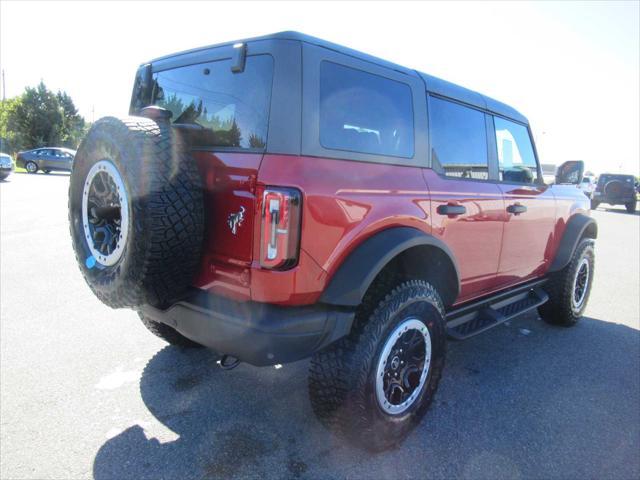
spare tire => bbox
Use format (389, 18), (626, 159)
(69, 116), (204, 309)
(604, 180), (632, 198)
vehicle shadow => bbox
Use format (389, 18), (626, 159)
(93, 314), (640, 480)
(600, 205), (639, 216)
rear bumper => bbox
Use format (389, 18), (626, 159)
(593, 192), (635, 204)
(140, 289), (355, 366)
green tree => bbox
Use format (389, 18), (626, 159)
(0, 82), (86, 154)
(56, 91), (85, 148)
(13, 81), (64, 148)
(0, 97), (24, 153)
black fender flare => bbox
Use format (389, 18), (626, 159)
(548, 214), (598, 272)
(320, 227), (460, 307)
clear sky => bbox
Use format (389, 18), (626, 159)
(1, 0), (638, 175)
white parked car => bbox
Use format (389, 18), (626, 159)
(579, 175), (596, 198)
(0, 152), (14, 180)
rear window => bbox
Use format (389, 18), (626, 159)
(319, 61), (414, 158)
(151, 55), (273, 149)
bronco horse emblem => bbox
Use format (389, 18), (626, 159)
(227, 206), (246, 235)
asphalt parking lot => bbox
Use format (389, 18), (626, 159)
(1, 172), (639, 480)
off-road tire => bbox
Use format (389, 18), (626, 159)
(308, 280), (447, 452)
(625, 201), (636, 213)
(69, 116), (204, 309)
(538, 239), (594, 326)
(139, 313), (204, 348)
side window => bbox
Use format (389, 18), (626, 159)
(428, 96), (489, 180)
(319, 61), (414, 158)
(493, 116), (539, 184)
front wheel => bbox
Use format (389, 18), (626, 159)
(308, 280), (446, 451)
(25, 161), (38, 174)
(539, 239), (595, 326)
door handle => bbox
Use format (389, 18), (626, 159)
(437, 204), (466, 216)
(507, 203), (527, 215)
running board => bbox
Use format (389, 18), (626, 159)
(446, 283), (549, 340)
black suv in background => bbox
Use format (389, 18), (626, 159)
(592, 173), (637, 213)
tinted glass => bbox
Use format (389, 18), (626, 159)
(429, 96), (488, 180)
(320, 61), (414, 158)
(494, 116), (538, 184)
(152, 55), (273, 149)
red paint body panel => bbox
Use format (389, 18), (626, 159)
(494, 184), (556, 288)
(189, 151), (590, 308)
(254, 154), (430, 305)
(422, 169), (506, 303)
(192, 151), (261, 301)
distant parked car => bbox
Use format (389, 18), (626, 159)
(0, 152), (14, 180)
(592, 173), (637, 213)
(16, 147), (76, 174)
(579, 175), (596, 198)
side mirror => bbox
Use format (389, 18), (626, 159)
(555, 160), (584, 185)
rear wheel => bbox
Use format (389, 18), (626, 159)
(25, 161), (37, 174)
(308, 280), (446, 451)
(626, 201), (636, 213)
(539, 239), (594, 326)
(139, 313), (203, 348)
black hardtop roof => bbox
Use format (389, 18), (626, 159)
(150, 31), (528, 125)
(599, 173), (635, 178)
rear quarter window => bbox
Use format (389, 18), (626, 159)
(152, 55), (273, 150)
(319, 61), (414, 158)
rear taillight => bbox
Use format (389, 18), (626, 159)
(260, 187), (302, 270)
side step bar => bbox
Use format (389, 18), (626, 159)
(446, 280), (549, 340)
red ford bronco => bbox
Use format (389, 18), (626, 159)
(69, 32), (597, 451)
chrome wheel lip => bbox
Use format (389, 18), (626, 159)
(375, 318), (432, 415)
(81, 160), (129, 267)
(571, 257), (590, 310)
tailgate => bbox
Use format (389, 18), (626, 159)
(193, 151), (262, 298)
